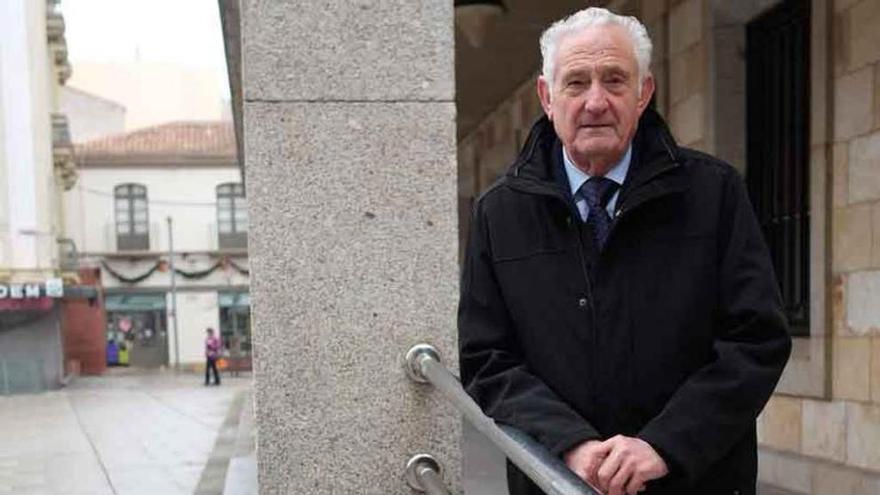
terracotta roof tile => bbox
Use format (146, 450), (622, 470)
(75, 121), (235, 160)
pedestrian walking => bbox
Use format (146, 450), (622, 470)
(204, 327), (222, 386)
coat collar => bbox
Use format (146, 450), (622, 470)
(505, 107), (689, 215)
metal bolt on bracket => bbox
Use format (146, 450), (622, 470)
(405, 454), (449, 494)
(404, 343), (442, 383)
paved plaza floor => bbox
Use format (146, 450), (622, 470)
(0, 368), (256, 495)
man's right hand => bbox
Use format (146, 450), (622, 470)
(564, 439), (650, 494)
(564, 440), (608, 490)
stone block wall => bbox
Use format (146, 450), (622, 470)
(662, 0), (709, 151)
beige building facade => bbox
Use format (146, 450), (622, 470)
(66, 121), (250, 369)
(0, 0), (79, 393)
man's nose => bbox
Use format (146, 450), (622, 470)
(583, 85), (609, 114)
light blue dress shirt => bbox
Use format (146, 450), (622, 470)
(562, 145), (632, 222)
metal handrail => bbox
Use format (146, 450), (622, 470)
(405, 344), (599, 495)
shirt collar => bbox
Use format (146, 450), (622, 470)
(562, 144), (632, 197)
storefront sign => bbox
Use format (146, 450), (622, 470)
(0, 297), (54, 311)
(0, 278), (64, 300)
(45, 278), (63, 297)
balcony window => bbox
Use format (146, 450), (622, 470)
(217, 183), (247, 249)
(114, 183), (149, 250)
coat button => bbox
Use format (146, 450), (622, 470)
(578, 298), (588, 307)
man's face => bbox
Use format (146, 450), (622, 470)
(537, 24), (654, 173)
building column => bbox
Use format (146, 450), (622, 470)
(0, 0), (41, 271)
(241, 1), (460, 492)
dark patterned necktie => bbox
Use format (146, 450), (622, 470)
(579, 177), (619, 250)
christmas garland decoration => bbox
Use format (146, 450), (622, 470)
(101, 257), (250, 284)
(101, 260), (161, 284)
(176, 260), (223, 279)
(227, 258), (250, 276)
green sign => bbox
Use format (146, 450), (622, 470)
(105, 293), (166, 312)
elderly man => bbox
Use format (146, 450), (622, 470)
(458, 8), (791, 495)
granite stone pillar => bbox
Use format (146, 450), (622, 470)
(241, 1), (460, 492)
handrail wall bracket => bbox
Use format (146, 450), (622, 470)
(404, 343), (442, 383)
(405, 454), (446, 493)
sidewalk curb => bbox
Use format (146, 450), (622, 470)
(194, 389), (247, 495)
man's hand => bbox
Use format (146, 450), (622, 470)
(565, 436), (667, 495)
(564, 439), (607, 490)
(595, 435), (668, 495)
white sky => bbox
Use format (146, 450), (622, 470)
(61, 0), (230, 98)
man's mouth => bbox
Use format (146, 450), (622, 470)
(580, 124), (611, 129)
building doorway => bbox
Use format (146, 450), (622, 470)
(219, 291), (251, 371)
(105, 293), (169, 367)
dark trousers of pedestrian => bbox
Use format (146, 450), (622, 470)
(205, 357), (221, 385)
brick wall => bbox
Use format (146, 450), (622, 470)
(60, 268), (106, 375)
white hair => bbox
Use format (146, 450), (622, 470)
(539, 7), (653, 90)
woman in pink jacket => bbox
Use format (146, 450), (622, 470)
(204, 327), (222, 386)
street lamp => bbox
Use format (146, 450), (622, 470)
(454, 0), (506, 48)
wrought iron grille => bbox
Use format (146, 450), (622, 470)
(746, 0), (811, 336)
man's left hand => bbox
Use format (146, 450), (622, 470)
(595, 435), (668, 495)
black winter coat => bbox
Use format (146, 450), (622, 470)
(458, 109), (792, 494)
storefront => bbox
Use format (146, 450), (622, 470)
(0, 280), (65, 394)
(104, 293), (168, 367)
(218, 291), (251, 371)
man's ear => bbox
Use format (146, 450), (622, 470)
(537, 76), (553, 120)
(637, 74), (656, 113)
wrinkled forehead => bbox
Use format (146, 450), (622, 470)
(554, 24), (638, 73)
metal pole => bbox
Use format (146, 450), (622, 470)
(405, 344), (598, 495)
(167, 216), (180, 370)
(1, 360), (8, 395)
